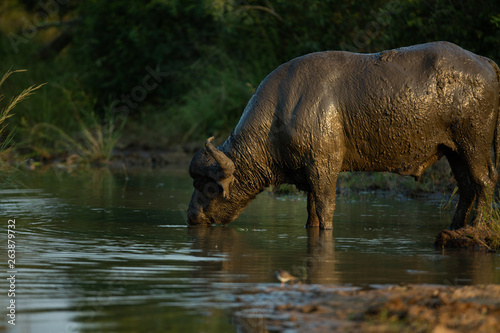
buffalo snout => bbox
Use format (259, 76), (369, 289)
(187, 194), (212, 226)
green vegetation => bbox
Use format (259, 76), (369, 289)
(435, 196), (500, 250)
(482, 207), (500, 250)
(0, 69), (42, 185)
(0, 0), (499, 212)
(30, 110), (124, 165)
(468, 197), (500, 250)
(1, 0), (499, 162)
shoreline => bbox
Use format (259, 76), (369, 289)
(10, 147), (500, 251)
(232, 283), (500, 332)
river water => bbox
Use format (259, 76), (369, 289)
(1, 167), (499, 332)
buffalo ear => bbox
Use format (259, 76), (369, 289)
(205, 137), (235, 198)
(217, 178), (234, 199)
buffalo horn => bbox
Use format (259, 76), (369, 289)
(205, 137), (235, 178)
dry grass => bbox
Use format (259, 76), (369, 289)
(435, 197), (500, 251)
(0, 69), (43, 186)
(30, 112), (124, 165)
(0, 69), (43, 162)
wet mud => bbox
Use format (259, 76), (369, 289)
(435, 226), (499, 251)
(232, 284), (500, 332)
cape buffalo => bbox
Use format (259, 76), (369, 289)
(188, 41), (500, 230)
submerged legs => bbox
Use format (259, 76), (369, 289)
(305, 162), (340, 230)
(446, 151), (498, 229)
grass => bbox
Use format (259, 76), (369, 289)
(475, 198), (500, 250)
(0, 36), (126, 166)
(0, 29), (126, 166)
(29, 108), (126, 165)
(0, 69), (44, 137)
(435, 195), (500, 251)
(0, 69), (44, 134)
(0, 69), (43, 185)
(0, 25), (263, 159)
(440, 186), (459, 211)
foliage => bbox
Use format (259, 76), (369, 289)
(382, 0), (500, 60)
(436, 194), (500, 250)
(0, 69), (42, 185)
(0, 69), (43, 151)
(1, 0), (500, 153)
(69, 0), (500, 143)
(72, 0), (220, 108)
(29, 108), (125, 164)
(473, 196), (500, 250)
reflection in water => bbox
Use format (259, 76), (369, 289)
(306, 228), (336, 284)
(0, 168), (499, 332)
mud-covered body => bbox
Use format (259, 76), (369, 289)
(188, 42), (500, 229)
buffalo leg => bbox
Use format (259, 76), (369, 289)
(467, 155), (498, 226)
(306, 192), (320, 227)
(446, 153), (476, 229)
(306, 165), (339, 230)
(447, 151), (498, 229)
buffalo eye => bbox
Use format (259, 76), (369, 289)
(195, 177), (224, 199)
(193, 177), (212, 189)
(193, 178), (205, 190)
(193, 177), (222, 197)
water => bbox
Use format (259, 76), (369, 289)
(1, 168), (499, 332)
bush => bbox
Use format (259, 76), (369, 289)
(72, 0), (220, 109)
(383, 0), (500, 62)
(2, 0), (500, 151)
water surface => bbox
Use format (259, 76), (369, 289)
(1, 168), (499, 332)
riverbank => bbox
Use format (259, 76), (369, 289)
(9, 145), (457, 196)
(232, 284), (500, 332)
(4, 146), (499, 331)
(7, 145), (500, 252)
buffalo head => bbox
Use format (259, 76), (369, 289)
(187, 137), (239, 225)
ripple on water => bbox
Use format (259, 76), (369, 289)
(1, 171), (498, 333)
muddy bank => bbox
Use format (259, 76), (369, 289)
(435, 226), (500, 252)
(13, 148), (194, 171)
(232, 284), (500, 332)
(108, 149), (193, 168)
